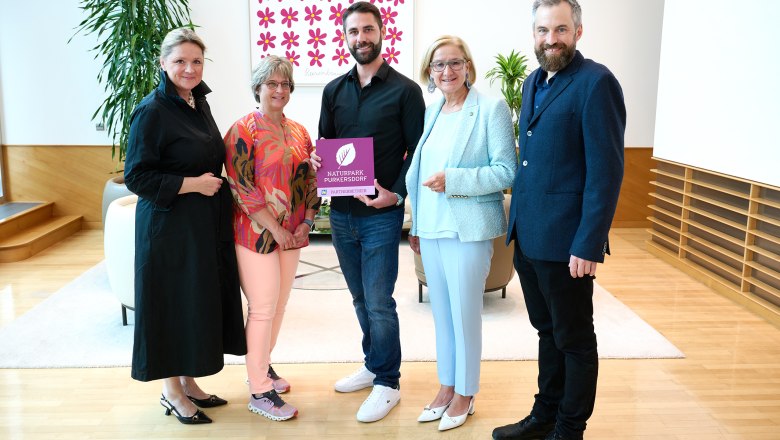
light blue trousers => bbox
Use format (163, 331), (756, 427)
(419, 237), (493, 396)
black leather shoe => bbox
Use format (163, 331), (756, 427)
(160, 395), (213, 424)
(492, 415), (556, 439)
(187, 394), (228, 408)
(545, 431), (578, 440)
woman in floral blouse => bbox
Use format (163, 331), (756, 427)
(224, 55), (320, 421)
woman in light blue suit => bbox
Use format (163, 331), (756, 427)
(406, 35), (517, 431)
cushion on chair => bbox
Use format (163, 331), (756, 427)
(413, 194), (515, 295)
(103, 194), (137, 310)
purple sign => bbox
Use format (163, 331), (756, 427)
(316, 137), (375, 197)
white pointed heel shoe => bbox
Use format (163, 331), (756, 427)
(417, 399), (451, 422)
(437, 397), (474, 431)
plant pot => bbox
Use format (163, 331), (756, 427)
(313, 217), (331, 231)
(102, 176), (134, 227)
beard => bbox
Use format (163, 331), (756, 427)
(349, 40), (382, 65)
(535, 42), (576, 73)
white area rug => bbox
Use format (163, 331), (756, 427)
(0, 259), (683, 369)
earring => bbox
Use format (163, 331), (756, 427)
(427, 76), (436, 93)
(465, 72), (471, 89)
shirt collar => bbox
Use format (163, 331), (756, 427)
(535, 69), (555, 88)
(347, 60), (390, 84)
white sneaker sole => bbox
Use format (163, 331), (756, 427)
(247, 403), (297, 421)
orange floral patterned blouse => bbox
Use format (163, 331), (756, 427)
(224, 110), (320, 254)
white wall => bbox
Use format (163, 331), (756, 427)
(0, 0), (112, 145)
(654, 1), (780, 187)
(0, 0), (663, 149)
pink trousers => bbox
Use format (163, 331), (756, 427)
(235, 244), (300, 394)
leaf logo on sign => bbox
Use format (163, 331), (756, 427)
(336, 143), (356, 169)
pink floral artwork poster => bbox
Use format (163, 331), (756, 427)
(249, 0), (413, 86)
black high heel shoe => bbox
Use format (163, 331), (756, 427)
(160, 394), (212, 424)
(187, 394), (228, 408)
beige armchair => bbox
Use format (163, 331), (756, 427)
(412, 195), (515, 303)
(104, 194), (137, 325)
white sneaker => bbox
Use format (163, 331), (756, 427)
(356, 385), (400, 423)
(334, 366), (376, 393)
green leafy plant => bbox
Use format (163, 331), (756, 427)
(70, 0), (194, 164)
(484, 50), (529, 138)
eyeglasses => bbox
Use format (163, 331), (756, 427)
(263, 81), (293, 91)
(430, 59), (467, 72)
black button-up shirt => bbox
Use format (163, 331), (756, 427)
(319, 61), (425, 216)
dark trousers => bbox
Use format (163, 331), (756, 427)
(514, 243), (598, 439)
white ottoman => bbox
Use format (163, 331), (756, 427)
(104, 194), (137, 325)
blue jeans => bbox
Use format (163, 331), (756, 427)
(329, 208), (403, 388)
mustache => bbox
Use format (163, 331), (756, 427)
(542, 43), (567, 50)
(355, 42), (375, 49)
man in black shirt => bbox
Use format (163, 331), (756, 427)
(315, 1), (424, 424)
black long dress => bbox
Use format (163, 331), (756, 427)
(124, 72), (247, 381)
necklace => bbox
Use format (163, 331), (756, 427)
(187, 92), (196, 109)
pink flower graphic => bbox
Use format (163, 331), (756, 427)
(391, 0), (404, 5)
(332, 48), (351, 66)
(257, 7), (275, 28)
(280, 7), (298, 28)
(307, 28), (327, 49)
(385, 27), (403, 44)
(332, 29), (345, 48)
(304, 5), (322, 26)
(257, 32), (276, 51)
(286, 50), (300, 67)
(329, 4), (345, 26)
(380, 7), (397, 25)
(382, 46), (400, 64)
(308, 49), (324, 67)
(282, 31), (299, 50)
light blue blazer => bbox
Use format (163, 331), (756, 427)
(405, 88), (517, 242)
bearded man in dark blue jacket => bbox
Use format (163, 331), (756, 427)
(495, 1), (626, 439)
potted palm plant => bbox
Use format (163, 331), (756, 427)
(70, 0), (194, 223)
(484, 50), (529, 139)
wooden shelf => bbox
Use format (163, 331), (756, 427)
(651, 168), (685, 181)
(681, 231), (743, 263)
(647, 158), (780, 326)
(651, 180), (686, 196)
(747, 244), (780, 262)
(648, 204), (682, 220)
(751, 212), (780, 228)
(689, 179), (748, 199)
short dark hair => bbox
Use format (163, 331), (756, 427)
(342, 1), (383, 32)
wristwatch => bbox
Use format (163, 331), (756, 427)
(394, 192), (404, 206)
(303, 218), (315, 231)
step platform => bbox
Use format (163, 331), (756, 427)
(0, 202), (82, 262)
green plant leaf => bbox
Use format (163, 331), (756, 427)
(70, 0), (194, 163)
(484, 50), (529, 139)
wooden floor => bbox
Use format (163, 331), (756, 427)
(1, 229), (779, 439)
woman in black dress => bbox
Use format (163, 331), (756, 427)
(124, 28), (247, 425)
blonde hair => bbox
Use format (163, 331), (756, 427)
(418, 35), (477, 86)
(160, 27), (206, 60)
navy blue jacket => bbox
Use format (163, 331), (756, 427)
(507, 51), (626, 263)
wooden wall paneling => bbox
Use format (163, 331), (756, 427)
(612, 147), (654, 228)
(3, 145), (654, 229)
(3, 145), (117, 228)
